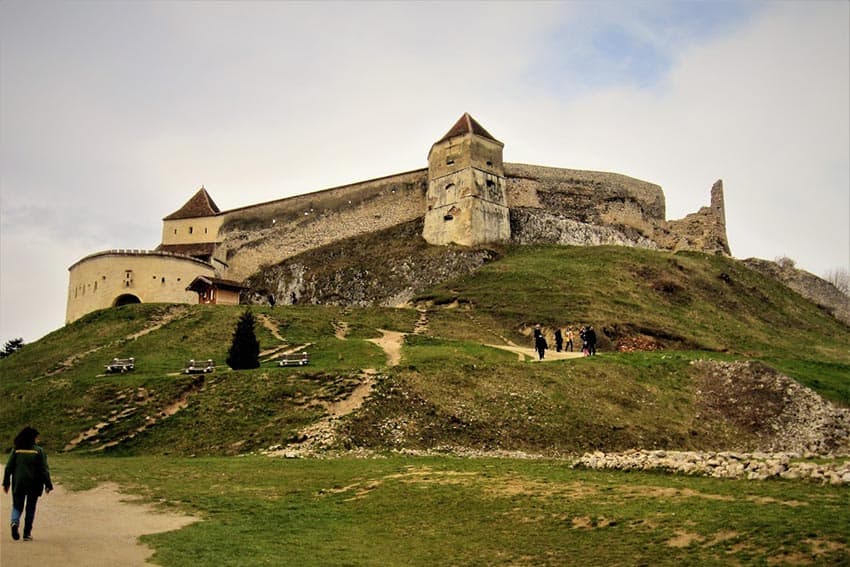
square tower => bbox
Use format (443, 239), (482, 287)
(423, 113), (511, 246)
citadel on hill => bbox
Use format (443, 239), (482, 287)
(66, 113), (729, 324)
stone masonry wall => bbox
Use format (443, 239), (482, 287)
(214, 163), (727, 283)
(655, 180), (730, 256)
(218, 170), (428, 281)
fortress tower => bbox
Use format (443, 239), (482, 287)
(423, 113), (511, 246)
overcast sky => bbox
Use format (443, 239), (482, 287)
(1, 1), (848, 344)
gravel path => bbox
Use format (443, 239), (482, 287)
(1, 480), (196, 566)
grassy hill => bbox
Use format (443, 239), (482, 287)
(1, 245), (848, 457)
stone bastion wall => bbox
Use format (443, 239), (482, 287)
(215, 162), (727, 282)
(66, 249), (214, 323)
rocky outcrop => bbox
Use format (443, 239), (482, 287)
(743, 258), (850, 326)
(244, 219), (500, 307)
(509, 208), (659, 249)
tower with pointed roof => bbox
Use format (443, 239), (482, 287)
(423, 113), (510, 246)
(158, 186), (225, 267)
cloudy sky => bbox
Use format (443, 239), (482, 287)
(1, 1), (848, 344)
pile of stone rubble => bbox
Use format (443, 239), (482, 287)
(576, 449), (850, 485)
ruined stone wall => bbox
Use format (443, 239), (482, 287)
(216, 163), (729, 283)
(656, 180), (730, 256)
(504, 163), (666, 239)
(217, 169), (428, 281)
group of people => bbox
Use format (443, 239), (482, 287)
(533, 324), (597, 360)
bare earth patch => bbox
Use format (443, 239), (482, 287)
(367, 329), (406, 367)
(667, 530), (704, 548)
(0, 481), (196, 567)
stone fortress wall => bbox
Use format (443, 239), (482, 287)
(66, 250), (214, 323)
(212, 162), (728, 283)
(66, 113), (731, 322)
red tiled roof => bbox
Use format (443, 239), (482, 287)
(436, 113), (500, 144)
(156, 243), (217, 257)
(186, 276), (246, 292)
(163, 187), (221, 220)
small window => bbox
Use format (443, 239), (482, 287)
(445, 183), (455, 191)
(444, 214), (454, 221)
(446, 157), (455, 165)
(486, 180), (496, 188)
(173, 229), (177, 235)
(189, 226), (193, 234)
(204, 227), (208, 234)
(486, 160), (493, 166)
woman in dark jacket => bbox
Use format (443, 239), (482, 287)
(3, 426), (53, 541)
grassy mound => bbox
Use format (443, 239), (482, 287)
(1, 245), (847, 456)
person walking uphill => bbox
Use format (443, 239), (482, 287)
(3, 426), (52, 542)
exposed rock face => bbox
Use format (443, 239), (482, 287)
(743, 258), (850, 326)
(509, 208), (659, 249)
(244, 220), (500, 307)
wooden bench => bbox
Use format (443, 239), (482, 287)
(278, 352), (309, 366)
(184, 359), (215, 374)
(105, 357), (135, 373)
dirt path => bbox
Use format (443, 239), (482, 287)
(485, 344), (585, 362)
(1, 480), (196, 567)
(367, 329), (406, 367)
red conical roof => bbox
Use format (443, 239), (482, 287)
(163, 187), (221, 220)
(436, 113), (501, 144)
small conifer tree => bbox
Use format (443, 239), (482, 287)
(226, 310), (260, 369)
(0, 338), (25, 359)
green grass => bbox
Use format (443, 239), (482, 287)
(2, 245), (849, 564)
(53, 454), (850, 566)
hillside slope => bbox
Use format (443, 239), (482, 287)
(1, 246), (847, 457)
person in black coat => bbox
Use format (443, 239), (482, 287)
(533, 325), (547, 360)
(586, 326), (597, 356)
(554, 328), (563, 352)
(535, 333), (548, 360)
(3, 427), (52, 541)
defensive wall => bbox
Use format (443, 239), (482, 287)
(212, 162), (725, 282)
(66, 250), (214, 324)
(66, 114), (730, 322)
(216, 169), (429, 281)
